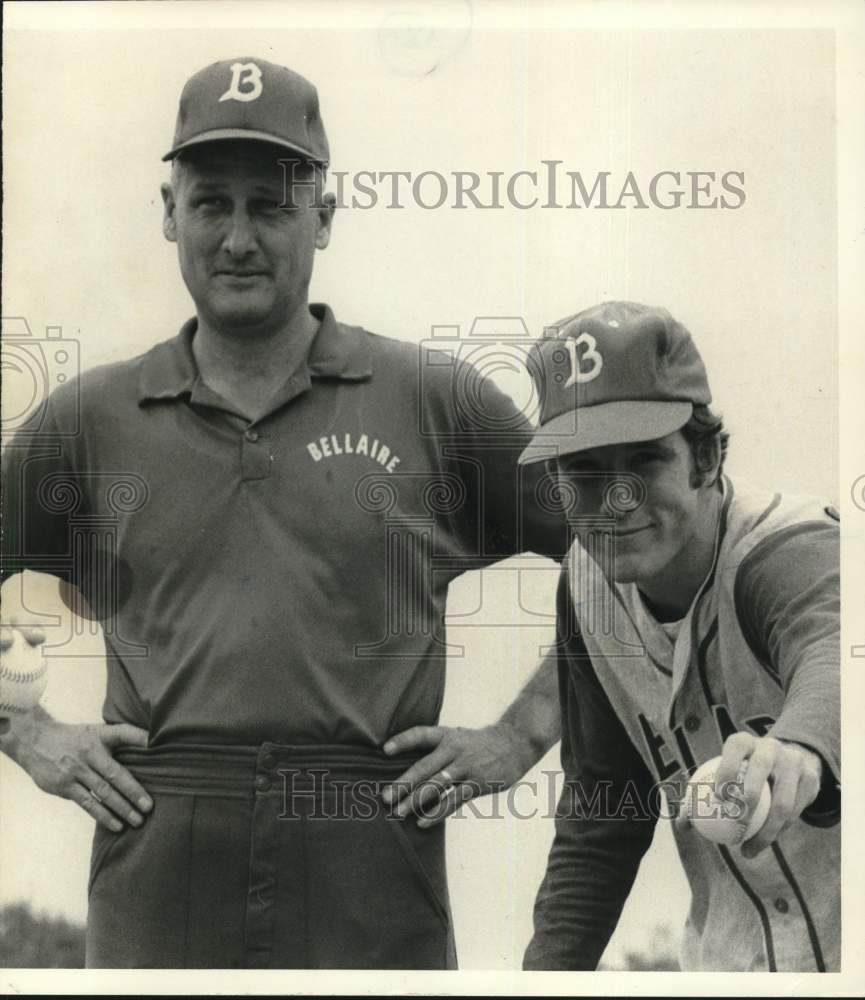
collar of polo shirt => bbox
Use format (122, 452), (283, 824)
(137, 304), (373, 403)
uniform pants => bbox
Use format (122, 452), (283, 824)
(85, 743), (458, 969)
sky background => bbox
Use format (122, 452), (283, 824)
(0, 0), (852, 979)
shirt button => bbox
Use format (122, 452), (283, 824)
(774, 898), (789, 914)
(684, 715), (701, 733)
(245, 429), (259, 442)
(254, 775), (271, 793)
(261, 753), (276, 770)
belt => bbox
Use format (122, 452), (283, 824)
(114, 742), (419, 798)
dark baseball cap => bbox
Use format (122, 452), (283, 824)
(163, 57), (329, 164)
(518, 301), (712, 465)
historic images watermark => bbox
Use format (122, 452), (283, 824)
(272, 766), (748, 824)
(280, 159), (746, 211)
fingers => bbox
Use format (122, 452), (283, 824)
(89, 738), (153, 815)
(382, 726), (444, 757)
(99, 724), (150, 750)
(1, 615), (47, 647)
(673, 792), (692, 834)
(417, 781), (476, 829)
(741, 742), (822, 858)
(384, 749), (456, 813)
(740, 738), (776, 817)
(714, 731), (754, 797)
(87, 755), (152, 824)
(791, 755), (822, 816)
(0, 625), (44, 649)
(380, 732), (450, 807)
(742, 764), (795, 858)
(393, 765), (459, 819)
(50, 725), (153, 826)
(15, 625), (47, 646)
(68, 781), (125, 832)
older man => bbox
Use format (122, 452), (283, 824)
(0, 57), (564, 968)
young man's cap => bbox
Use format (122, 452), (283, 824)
(163, 57), (329, 164)
(518, 301), (712, 465)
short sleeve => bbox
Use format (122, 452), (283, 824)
(436, 360), (567, 565)
(1, 381), (85, 587)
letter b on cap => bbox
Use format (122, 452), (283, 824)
(219, 61), (263, 103)
(563, 333), (604, 387)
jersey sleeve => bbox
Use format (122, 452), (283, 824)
(523, 566), (659, 970)
(1, 381), (85, 589)
(439, 360), (568, 565)
(734, 519), (840, 823)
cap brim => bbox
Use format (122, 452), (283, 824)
(518, 400), (694, 465)
(162, 129), (327, 163)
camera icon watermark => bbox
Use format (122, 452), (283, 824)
(418, 317), (546, 438)
(417, 316), (582, 450)
(1, 317), (79, 438)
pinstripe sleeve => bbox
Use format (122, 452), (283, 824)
(734, 519), (840, 821)
(523, 567), (658, 970)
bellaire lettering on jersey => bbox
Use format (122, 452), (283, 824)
(306, 432), (401, 473)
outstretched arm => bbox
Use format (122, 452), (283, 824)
(677, 516), (841, 856)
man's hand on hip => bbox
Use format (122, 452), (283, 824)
(3, 713), (153, 832)
(380, 722), (539, 828)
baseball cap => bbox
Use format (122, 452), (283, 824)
(518, 301), (712, 465)
(163, 57), (329, 164)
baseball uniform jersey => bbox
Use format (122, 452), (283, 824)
(524, 476), (840, 971)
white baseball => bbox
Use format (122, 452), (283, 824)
(683, 755), (771, 846)
(0, 628), (49, 716)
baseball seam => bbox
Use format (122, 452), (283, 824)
(0, 700), (36, 715)
(0, 662), (48, 685)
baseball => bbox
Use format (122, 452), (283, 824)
(683, 755), (771, 846)
(0, 627), (49, 716)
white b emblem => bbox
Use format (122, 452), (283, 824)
(563, 332), (604, 386)
(219, 62), (264, 103)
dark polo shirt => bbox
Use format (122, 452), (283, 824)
(2, 305), (564, 746)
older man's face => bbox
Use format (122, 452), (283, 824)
(162, 141), (332, 336)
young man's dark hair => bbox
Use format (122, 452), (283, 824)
(681, 403), (730, 487)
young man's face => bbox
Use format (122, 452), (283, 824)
(555, 430), (717, 588)
(161, 141), (333, 336)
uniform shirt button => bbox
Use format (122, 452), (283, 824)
(245, 429), (260, 442)
(774, 898), (789, 914)
(254, 775), (271, 793)
(261, 753), (276, 770)
(684, 715), (701, 733)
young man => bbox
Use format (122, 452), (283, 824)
(518, 300), (840, 972)
(0, 57), (565, 968)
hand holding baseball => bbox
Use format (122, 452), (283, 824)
(0, 616), (49, 734)
(678, 732), (823, 857)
